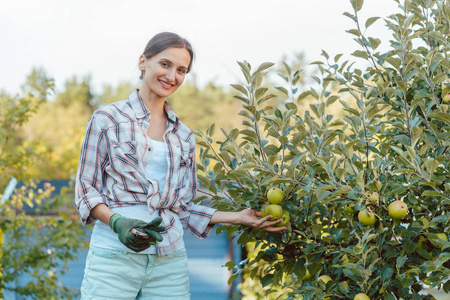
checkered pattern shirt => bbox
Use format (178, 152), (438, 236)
(75, 89), (216, 256)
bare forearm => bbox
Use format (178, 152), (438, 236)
(90, 203), (115, 225)
(209, 211), (241, 225)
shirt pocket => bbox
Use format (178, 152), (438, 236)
(177, 149), (193, 186)
(111, 140), (139, 172)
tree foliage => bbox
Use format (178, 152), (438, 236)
(56, 75), (94, 110)
(0, 72), (87, 299)
(195, 0), (450, 299)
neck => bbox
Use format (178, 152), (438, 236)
(139, 90), (166, 117)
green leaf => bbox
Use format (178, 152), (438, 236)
(297, 91), (311, 101)
(396, 255), (407, 269)
(431, 215), (448, 223)
(334, 53), (344, 62)
(316, 184), (335, 193)
(227, 273), (239, 285)
(237, 162), (258, 170)
(421, 190), (442, 197)
(351, 50), (369, 59)
(343, 12), (355, 20)
(206, 123), (215, 137)
(368, 37), (382, 50)
(365, 16), (380, 28)
(435, 252), (450, 269)
(444, 280), (450, 293)
(225, 261), (236, 269)
(261, 273), (274, 287)
(275, 86), (289, 96)
(390, 146), (407, 159)
(350, 0), (364, 12)
(356, 170), (365, 188)
(253, 62), (275, 76)
(384, 294), (397, 300)
(416, 247), (432, 260)
(316, 202), (328, 215)
(381, 267), (394, 282)
(238, 61), (251, 76)
(254, 87), (268, 100)
(230, 84), (248, 95)
(347, 29), (361, 36)
(289, 152), (305, 170)
(339, 281), (349, 292)
(424, 158), (440, 175)
(343, 265), (364, 281)
(428, 112), (450, 125)
(384, 57), (401, 70)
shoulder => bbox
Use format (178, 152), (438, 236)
(176, 121), (195, 144)
(89, 99), (134, 128)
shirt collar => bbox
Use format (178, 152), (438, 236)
(129, 89), (179, 126)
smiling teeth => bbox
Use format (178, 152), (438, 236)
(159, 80), (172, 87)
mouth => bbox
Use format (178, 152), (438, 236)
(158, 79), (174, 89)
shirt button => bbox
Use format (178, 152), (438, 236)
(148, 147), (152, 151)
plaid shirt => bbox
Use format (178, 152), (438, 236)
(75, 89), (216, 256)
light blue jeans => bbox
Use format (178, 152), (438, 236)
(80, 246), (190, 300)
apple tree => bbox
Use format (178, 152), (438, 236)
(194, 0), (450, 299)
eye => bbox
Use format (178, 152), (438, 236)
(161, 62), (169, 67)
(178, 68), (187, 74)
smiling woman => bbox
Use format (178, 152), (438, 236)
(74, 31), (285, 300)
(139, 47), (190, 99)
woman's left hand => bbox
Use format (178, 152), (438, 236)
(238, 208), (287, 232)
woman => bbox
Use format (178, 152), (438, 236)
(75, 31), (285, 299)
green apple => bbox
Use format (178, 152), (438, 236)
(358, 210), (376, 226)
(432, 233), (448, 248)
(275, 211), (290, 227)
(441, 78), (450, 91)
(345, 203), (357, 214)
(443, 93), (450, 103)
(369, 192), (379, 203)
(263, 204), (283, 221)
(436, 233), (447, 242)
(354, 293), (370, 300)
(267, 187), (283, 204)
(388, 200), (408, 220)
(261, 204), (268, 217)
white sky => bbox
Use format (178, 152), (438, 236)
(0, 0), (399, 95)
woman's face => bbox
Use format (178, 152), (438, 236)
(139, 47), (191, 101)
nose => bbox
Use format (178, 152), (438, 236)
(165, 68), (175, 82)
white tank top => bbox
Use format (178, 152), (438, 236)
(90, 137), (184, 254)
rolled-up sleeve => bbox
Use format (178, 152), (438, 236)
(179, 202), (217, 239)
(177, 133), (216, 238)
(75, 114), (109, 226)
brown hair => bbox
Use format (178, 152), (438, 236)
(140, 32), (194, 79)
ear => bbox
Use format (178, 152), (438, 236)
(138, 54), (146, 71)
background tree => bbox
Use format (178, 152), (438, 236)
(0, 72), (87, 299)
(97, 81), (137, 106)
(195, 0), (450, 299)
(56, 75), (94, 110)
(167, 77), (239, 131)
